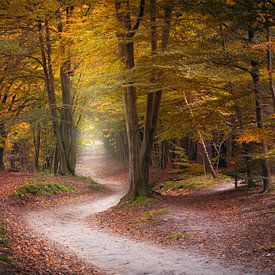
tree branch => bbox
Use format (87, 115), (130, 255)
(128, 0), (145, 38)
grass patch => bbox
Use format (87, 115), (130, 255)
(131, 209), (170, 228)
(128, 195), (152, 205)
(63, 175), (102, 192)
(12, 182), (75, 198)
(77, 176), (101, 192)
(0, 222), (11, 264)
(258, 242), (275, 252)
(168, 231), (189, 240)
(161, 175), (232, 191)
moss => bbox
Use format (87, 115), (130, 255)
(64, 175), (102, 192)
(131, 209), (170, 227)
(0, 222), (11, 264)
(258, 242), (275, 252)
(130, 195), (152, 205)
(168, 231), (189, 240)
(12, 182), (75, 198)
(161, 175), (232, 191)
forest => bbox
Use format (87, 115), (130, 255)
(0, 0), (274, 274)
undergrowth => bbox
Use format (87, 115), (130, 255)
(0, 222), (11, 264)
(131, 209), (170, 228)
(168, 231), (189, 240)
(62, 174), (102, 192)
(161, 175), (232, 191)
(12, 182), (75, 198)
(128, 196), (152, 205)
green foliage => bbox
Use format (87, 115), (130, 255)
(0, 222), (11, 264)
(64, 175), (102, 192)
(126, 195), (152, 206)
(183, 163), (205, 176)
(131, 209), (170, 228)
(12, 183), (75, 198)
(168, 231), (189, 240)
(171, 143), (189, 168)
(258, 242), (275, 252)
(161, 175), (232, 191)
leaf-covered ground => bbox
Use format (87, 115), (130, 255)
(0, 162), (274, 274)
(89, 181), (275, 274)
(0, 172), (104, 274)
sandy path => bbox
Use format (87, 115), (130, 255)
(24, 148), (256, 275)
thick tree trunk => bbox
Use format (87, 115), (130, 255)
(140, 0), (172, 189)
(251, 60), (272, 192)
(60, 63), (76, 175)
(115, 0), (145, 198)
(58, 6), (76, 175)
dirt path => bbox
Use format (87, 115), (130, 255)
(24, 148), (257, 274)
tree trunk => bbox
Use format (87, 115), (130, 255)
(0, 122), (6, 171)
(235, 105), (254, 187)
(140, 0), (172, 189)
(115, 0), (145, 198)
(58, 6), (76, 175)
(33, 127), (40, 171)
(250, 60), (272, 192)
(264, 0), (275, 110)
(38, 20), (72, 175)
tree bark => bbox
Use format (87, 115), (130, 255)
(0, 122), (6, 171)
(33, 127), (40, 171)
(235, 105), (254, 187)
(58, 6), (77, 175)
(140, 0), (172, 188)
(115, 0), (145, 197)
(250, 59), (272, 192)
(38, 20), (72, 175)
(263, 0), (275, 110)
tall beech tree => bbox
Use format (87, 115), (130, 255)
(115, 0), (174, 198)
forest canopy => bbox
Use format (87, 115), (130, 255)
(0, 0), (274, 198)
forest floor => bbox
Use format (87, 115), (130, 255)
(0, 148), (274, 274)
(92, 177), (275, 274)
(83, 151), (274, 274)
(0, 171), (105, 274)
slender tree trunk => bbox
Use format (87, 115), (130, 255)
(183, 92), (217, 178)
(251, 60), (272, 192)
(38, 20), (72, 175)
(33, 127), (40, 171)
(235, 105), (254, 187)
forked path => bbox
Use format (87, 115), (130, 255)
(25, 148), (254, 275)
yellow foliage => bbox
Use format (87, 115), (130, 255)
(238, 129), (275, 145)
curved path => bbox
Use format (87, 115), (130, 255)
(24, 148), (255, 275)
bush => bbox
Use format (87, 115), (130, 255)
(183, 163), (205, 176)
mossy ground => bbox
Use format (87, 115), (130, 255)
(0, 222), (11, 264)
(12, 182), (76, 198)
(161, 175), (232, 191)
